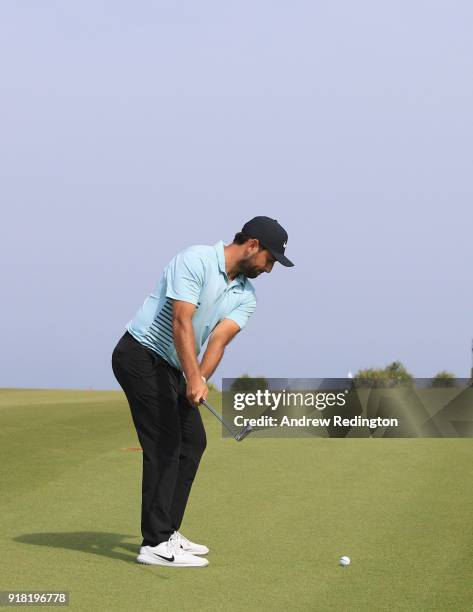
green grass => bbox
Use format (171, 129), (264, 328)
(1, 388), (472, 611)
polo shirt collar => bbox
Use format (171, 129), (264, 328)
(214, 240), (246, 287)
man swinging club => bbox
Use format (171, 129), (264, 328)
(111, 216), (294, 568)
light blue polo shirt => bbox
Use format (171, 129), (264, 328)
(126, 240), (257, 371)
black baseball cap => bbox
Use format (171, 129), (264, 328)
(241, 216), (294, 267)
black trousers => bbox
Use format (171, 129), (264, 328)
(111, 331), (207, 546)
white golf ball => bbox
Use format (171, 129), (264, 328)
(339, 555), (350, 566)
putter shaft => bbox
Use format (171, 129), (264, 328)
(199, 398), (252, 442)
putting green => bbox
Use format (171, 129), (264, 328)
(1, 389), (472, 611)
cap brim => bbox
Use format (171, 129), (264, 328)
(272, 251), (294, 267)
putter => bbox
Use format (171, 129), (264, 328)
(199, 398), (253, 442)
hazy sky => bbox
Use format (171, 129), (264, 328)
(1, 1), (472, 390)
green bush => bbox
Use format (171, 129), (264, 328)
(353, 361), (413, 388)
(430, 371), (456, 388)
(229, 374), (269, 392)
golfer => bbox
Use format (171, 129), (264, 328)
(111, 216), (294, 567)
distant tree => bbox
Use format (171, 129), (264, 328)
(430, 371), (456, 388)
(353, 367), (389, 388)
(384, 361), (414, 386)
(229, 374), (269, 392)
(353, 361), (413, 388)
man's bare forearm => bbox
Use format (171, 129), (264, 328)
(200, 337), (226, 381)
(171, 300), (208, 405)
(172, 318), (201, 382)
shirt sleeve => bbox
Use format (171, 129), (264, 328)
(225, 292), (257, 330)
(165, 250), (205, 306)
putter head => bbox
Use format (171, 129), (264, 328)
(235, 424), (253, 442)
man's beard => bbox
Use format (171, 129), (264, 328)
(237, 258), (262, 279)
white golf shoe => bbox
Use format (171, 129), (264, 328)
(137, 533), (208, 567)
(172, 530), (209, 555)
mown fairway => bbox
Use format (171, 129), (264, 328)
(1, 389), (472, 611)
